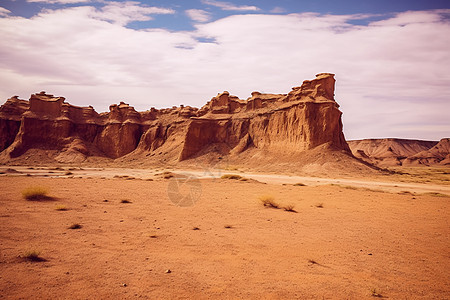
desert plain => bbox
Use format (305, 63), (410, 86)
(0, 165), (449, 299)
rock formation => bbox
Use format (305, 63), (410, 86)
(0, 74), (368, 173)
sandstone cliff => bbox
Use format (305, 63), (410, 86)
(0, 74), (366, 174)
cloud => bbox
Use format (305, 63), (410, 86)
(92, 1), (174, 25)
(270, 7), (286, 14)
(0, 7), (11, 17)
(201, 0), (260, 11)
(27, 0), (91, 3)
(0, 8), (449, 140)
(186, 9), (211, 23)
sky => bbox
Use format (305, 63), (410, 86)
(0, 0), (449, 141)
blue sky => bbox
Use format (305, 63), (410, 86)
(0, 0), (449, 140)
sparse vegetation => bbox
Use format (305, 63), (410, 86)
(370, 288), (384, 298)
(330, 184), (385, 193)
(68, 223), (82, 229)
(221, 174), (243, 180)
(55, 204), (68, 211)
(398, 191), (415, 195)
(422, 192), (449, 198)
(22, 186), (51, 201)
(259, 195), (279, 209)
(283, 204), (297, 213)
(162, 172), (174, 179)
(121, 199), (132, 203)
(224, 165), (239, 171)
(22, 249), (44, 262)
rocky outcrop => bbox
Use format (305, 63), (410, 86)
(348, 138), (449, 167)
(0, 74), (354, 171)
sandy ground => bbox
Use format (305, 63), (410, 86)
(3, 166), (450, 194)
(0, 172), (449, 299)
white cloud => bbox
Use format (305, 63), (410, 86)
(92, 1), (174, 25)
(0, 7), (11, 17)
(0, 8), (449, 140)
(27, 0), (91, 4)
(186, 9), (211, 23)
(201, 0), (260, 11)
(270, 7), (286, 14)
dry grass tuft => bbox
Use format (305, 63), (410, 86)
(162, 172), (174, 179)
(283, 204), (297, 213)
(259, 195), (279, 209)
(221, 174), (243, 180)
(68, 223), (82, 230)
(55, 204), (68, 211)
(370, 288), (384, 298)
(22, 186), (52, 201)
(422, 192), (449, 198)
(22, 249), (45, 262)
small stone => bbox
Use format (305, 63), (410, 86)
(165, 269), (171, 274)
(122, 283), (127, 287)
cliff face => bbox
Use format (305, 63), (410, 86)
(0, 74), (352, 168)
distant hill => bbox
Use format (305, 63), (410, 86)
(348, 138), (449, 167)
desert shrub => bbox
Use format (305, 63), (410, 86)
(259, 195), (279, 209)
(22, 186), (50, 201)
(221, 174), (243, 180)
(68, 223), (82, 229)
(22, 249), (44, 262)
